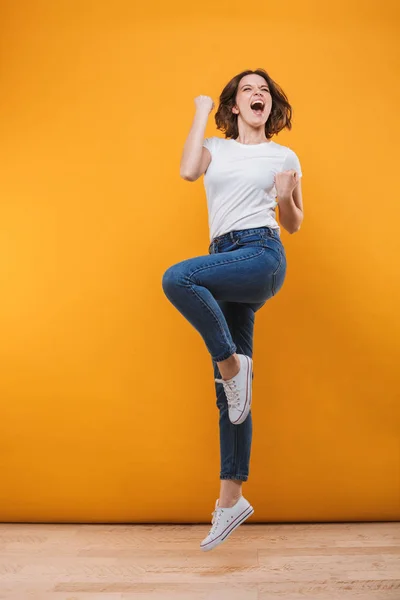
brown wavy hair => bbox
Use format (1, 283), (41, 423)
(215, 68), (293, 140)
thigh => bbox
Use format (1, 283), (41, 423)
(170, 247), (278, 305)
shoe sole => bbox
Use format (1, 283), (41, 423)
(231, 355), (252, 425)
(200, 504), (254, 552)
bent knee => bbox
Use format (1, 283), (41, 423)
(162, 264), (182, 294)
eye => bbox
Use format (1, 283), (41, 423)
(243, 86), (270, 92)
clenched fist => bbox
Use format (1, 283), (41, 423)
(275, 169), (299, 200)
(195, 95), (215, 114)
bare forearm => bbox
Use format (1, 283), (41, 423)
(180, 109), (209, 178)
(277, 193), (303, 233)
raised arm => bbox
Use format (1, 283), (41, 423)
(180, 95), (214, 182)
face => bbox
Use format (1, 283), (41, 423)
(232, 73), (272, 126)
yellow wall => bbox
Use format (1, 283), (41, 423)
(0, 0), (399, 522)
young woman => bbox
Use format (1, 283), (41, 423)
(162, 68), (303, 551)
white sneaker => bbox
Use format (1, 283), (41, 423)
(200, 495), (254, 552)
(215, 354), (253, 425)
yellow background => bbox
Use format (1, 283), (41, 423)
(0, 0), (399, 522)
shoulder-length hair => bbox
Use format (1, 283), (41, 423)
(215, 68), (293, 140)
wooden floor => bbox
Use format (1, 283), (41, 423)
(0, 522), (399, 599)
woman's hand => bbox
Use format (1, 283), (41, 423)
(275, 169), (299, 200)
(194, 95), (215, 115)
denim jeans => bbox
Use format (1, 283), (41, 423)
(162, 226), (287, 481)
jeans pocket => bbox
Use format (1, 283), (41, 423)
(233, 232), (271, 248)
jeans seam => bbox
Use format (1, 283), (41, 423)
(189, 248), (265, 278)
(233, 425), (238, 472)
(272, 247), (285, 295)
(233, 240), (270, 250)
(188, 283), (236, 360)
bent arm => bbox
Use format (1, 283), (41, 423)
(180, 109), (211, 181)
(277, 179), (304, 234)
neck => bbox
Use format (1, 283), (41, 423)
(235, 136), (270, 145)
(234, 127), (270, 145)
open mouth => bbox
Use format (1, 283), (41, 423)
(250, 100), (265, 115)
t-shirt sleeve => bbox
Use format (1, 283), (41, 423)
(282, 148), (303, 178)
(203, 136), (217, 156)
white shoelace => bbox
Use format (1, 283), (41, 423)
(210, 507), (223, 531)
(215, 377), (241, 410)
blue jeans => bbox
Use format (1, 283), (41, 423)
(162, 226), (287, 481)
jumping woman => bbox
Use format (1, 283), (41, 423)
(162, 68), (304, 551)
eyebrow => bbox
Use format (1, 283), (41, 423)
(240, 84), (270, 89)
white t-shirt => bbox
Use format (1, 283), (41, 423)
(202, 136), (302, 243)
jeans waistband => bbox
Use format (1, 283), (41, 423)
(209, 226), (277, 249)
